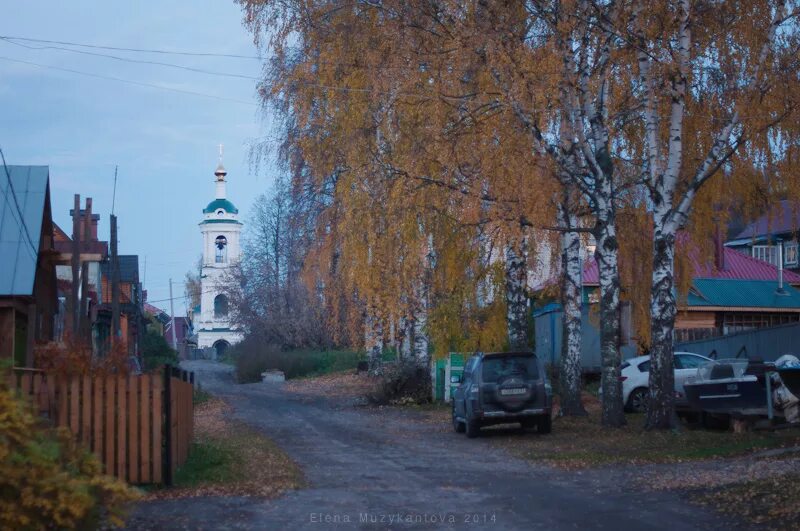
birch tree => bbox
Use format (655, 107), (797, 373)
(238, 0), (555, 366)
(557, 190), (587, 416)
(628, 0), (800, 429)
(481, 0), (630, 426)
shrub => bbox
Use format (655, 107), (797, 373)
(0, 371), (140, 529)
(34, 336), (131, 377)
(141, 330), (179, 371)
(368, 362), (432, 405)
(231, 338), (363, 383)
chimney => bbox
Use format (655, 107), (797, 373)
(90, 212), (99, 240)
(777, 239), (786, 294)
(714, 226), (725, 271)
(84, 198), (92, 238)
(68, 202), (99, 242)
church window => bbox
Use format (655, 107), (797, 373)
(215, 235), (228, 263)
(214, 294), (229, 318)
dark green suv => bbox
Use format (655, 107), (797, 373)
(451, 352), (552, 438)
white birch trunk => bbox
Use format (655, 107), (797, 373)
(647, 217), (677, 428)
(504, 235), (529, 350)
(411, 233), (434, 368)
(596, 188), (626, 427)
(412, 283), (429, 367)
(398, 314), (414, 361)
(364, 303), (383, 373)
(557, 202), (586, 416)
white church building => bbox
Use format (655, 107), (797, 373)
(194, 155), (244, 357)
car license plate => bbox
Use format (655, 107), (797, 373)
(500, 388), (526, 396)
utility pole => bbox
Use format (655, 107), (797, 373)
(79, 198), (93, 337)
(169, 278), (178, 351)
(110, 214), (120, 346)
(70, 194), (81, 338)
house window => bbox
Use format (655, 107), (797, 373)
(215, 235), (228, 263)
(723, 312), (798, 334)
(214, 294), (229, 318)
(752, 245), (779, 266)
(785, 242), (799, 267)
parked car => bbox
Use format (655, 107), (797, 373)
(451, 351), (552, 438)
(620, 352), (711, 413)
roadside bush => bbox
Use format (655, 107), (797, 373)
(34, 336), (131, 376)
(231, 338), (363, 383)
(0, 369), (139, 529)
(368, 362), (432, 405)
(141, 330), (179, 371)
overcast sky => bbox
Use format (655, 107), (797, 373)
(0, 0), (277, 314)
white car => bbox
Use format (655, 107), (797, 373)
(620, 352), (712, 413)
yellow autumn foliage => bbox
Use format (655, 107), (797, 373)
(0, 371), (140, 530)
(240, 0), (800, 362)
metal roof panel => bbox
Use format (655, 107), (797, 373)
(0, 166), (49, 296)
(690, 279), (800, 309)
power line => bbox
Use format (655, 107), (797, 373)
(4, 39), (775, 111)
(147, 287), (219, 304)
(0, 34), (449, 73)
(0, 52), (474, 103)
(0, 37), (262, 81)
(0, 55), (259, 106)
(0, 35), (262, 60)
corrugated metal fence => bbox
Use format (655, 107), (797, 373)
(675, 322), (800, 361)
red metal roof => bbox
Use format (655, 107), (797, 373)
(582, 247), (800, 286)
(735, 200), (800, 239)
(164, 316), (190, 347)
(144, 303), (167, 316)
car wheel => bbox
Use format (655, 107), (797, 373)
(465, 418), (481, 438)
(537, 414), (552, 434)
(452, 402), (465, 433)
(626, 387), (648, 414)
(520, 418), (536, 430)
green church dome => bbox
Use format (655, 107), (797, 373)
(203, 198), (239, 214)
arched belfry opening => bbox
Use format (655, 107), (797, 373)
(215, 235), (228, 263)
(214, 294), (229, 318)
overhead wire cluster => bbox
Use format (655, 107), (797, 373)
(0, 34), (510, 105)
(0, 34), (264, 105)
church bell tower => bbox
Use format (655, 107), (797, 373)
(195, 146), (244, 357)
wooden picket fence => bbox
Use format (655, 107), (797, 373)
(9, 366), (194, 485)
(164, 365), (194, 483)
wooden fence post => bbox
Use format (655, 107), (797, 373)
(152, 373), (162, 484)
(163, 365), (173, 486)
(128, 375), (139, 484)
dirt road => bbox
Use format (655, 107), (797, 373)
(128, 360), (741, 530)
